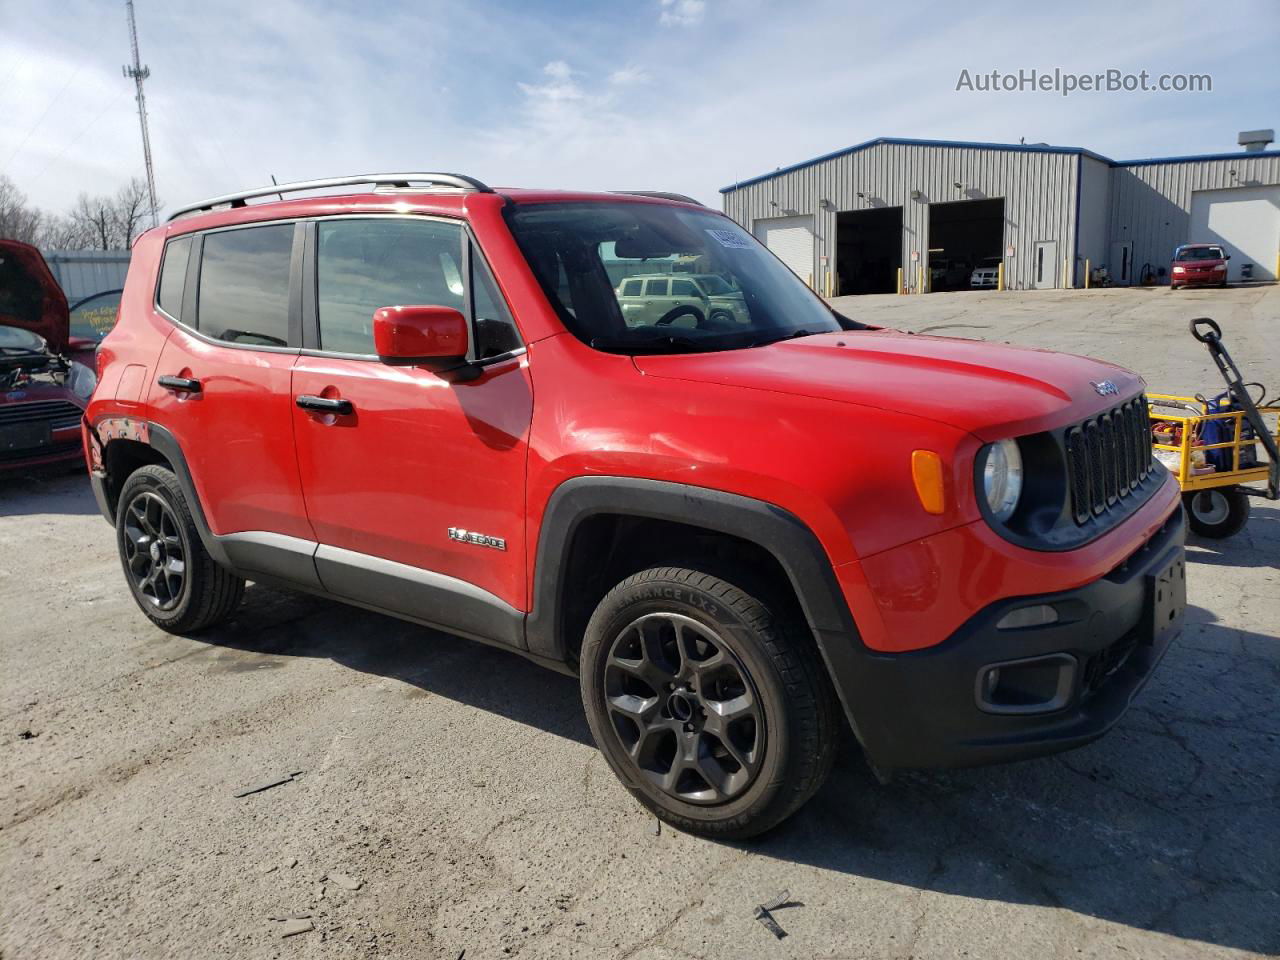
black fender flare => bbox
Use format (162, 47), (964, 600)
(139, 422), (235, 569)
(524, 476), (868, 735)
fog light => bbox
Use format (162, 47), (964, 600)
(996, 604), (1060, 630)
(976, 653), (1077, 715)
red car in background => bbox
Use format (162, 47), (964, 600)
(0, 239), (107, 473)
(1170, 242), (1230, 289)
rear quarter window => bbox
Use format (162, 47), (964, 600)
(157, 235), (192, 318)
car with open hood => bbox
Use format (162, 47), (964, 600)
(0, 239), (99, 472)
(83, 174), (1185, 839)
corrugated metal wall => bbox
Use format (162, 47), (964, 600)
(39, 250), (132, 303)
(721, 142), (1081, 291)
(1108, 155), (1280, 283)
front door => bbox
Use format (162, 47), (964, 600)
(1032, 241), (1058, 289)
(1109, 241), (1133, 285)
(290, 216), (531, 622)
(148, 223), (314, 544)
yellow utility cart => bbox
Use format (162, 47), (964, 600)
(1147, 318), (1280, 538)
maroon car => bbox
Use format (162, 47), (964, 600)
(1170, 242), (1229, 289)
(0, 239), (103, 473)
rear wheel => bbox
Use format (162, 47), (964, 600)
(115, 464), (244, 633)
(1184, 488), (1250, 539)
(580, 566), (838, 839)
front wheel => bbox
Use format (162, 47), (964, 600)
(1184, 488), (1250, 539)
(580, 566), (838, 839)
(115, 464), (245, 633)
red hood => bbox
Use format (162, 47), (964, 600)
(633, 329), (1144, 441)
(0, 239), (69, 353)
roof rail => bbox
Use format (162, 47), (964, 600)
(612, 190), (704, 206)
(167, 172), (493, 222)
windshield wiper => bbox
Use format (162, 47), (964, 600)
(591, 334), (722, 355)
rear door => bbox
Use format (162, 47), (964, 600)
(148, 224), (317, 568)
(290, 215), (531, 624)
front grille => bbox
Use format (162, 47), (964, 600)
(1064, 395), (1153, 525)
(0, 400), (83, 431)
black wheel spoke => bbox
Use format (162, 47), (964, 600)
(604, 612), (765, 806)
(121, 491), (186, 613)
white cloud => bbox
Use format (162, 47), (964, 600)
(608, 65), (650, 87)
(659, 0), (706, 27)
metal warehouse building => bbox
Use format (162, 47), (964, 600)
(720, 136), (1280, 294)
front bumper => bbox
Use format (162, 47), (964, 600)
(844, 503), (1186, 769)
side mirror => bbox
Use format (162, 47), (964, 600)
(373, 305), (468, 369)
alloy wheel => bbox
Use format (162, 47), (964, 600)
(122, 491), (187, 611)
(604, 612), (765, 804)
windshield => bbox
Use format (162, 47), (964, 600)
(504, 202), (849, 353)
(1176, 246), (1224, 261)
(68, 289), (122, 343)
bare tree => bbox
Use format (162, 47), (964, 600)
(37, 214), (87, 250)
(0, 175), (44, 244)
(70, 193), (116, 250)
(113, 177), (156, 248)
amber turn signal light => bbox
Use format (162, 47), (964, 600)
(911, 450), (946, 515)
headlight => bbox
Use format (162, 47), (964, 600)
(980, 438), (1023, 522)
(68, 360), (98, 400)
(1172, 266), (1185, 274)
(1212, 263), (1226, 271)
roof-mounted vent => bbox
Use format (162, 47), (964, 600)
(1238, 129), (1274, 153)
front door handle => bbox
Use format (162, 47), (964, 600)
(295, 394), (353, 415)
(157, 375), (201, 393)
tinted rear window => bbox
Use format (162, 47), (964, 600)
(157, 236), (192, 317)
(198, 225), (294, 346)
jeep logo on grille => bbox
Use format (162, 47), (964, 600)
(1091, 380), (1119, 397)
(448, 527), (507, 550)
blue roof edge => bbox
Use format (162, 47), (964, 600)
(718, 137), (1280, 193)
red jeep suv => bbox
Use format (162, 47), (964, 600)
(84, 174), (1186, 838)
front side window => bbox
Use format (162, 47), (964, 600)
(505, 202), (848, 353)
(198, 225), (294, 346)
(316, 219), (465, 355)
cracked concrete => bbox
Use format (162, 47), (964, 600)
(2, 285), (1278, 958)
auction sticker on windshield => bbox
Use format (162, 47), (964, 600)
(705, 228), (752, 249)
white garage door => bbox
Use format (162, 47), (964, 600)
(753, 215), (814, 285)
(1189, 185), (1280, 282)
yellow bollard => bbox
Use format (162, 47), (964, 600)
(917, 266), (923, 294)
(1085, 258), (1091, 290)
(997, 261), (1005, 291)
(897, 267), (904, 295)
(1063, 257), (1070, 289)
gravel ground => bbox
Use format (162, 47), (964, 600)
(2, 285), (1278, 959)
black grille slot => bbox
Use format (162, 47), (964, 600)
(1064, 395), (1153, 526)
(0, 400), (83, 429)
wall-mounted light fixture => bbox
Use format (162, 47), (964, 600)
(910, 189), (922, 201)
(819, 198), (834, 210)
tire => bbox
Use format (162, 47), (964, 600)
(115, 464), (244, 633)
(1184, 488), (1250, 539)
(580, 566), (838, 839)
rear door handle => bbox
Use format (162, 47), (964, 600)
(157, 375), (201, 393)
(295, 394), (353, 415)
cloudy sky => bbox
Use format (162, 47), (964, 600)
(2, 0), (1277, 217)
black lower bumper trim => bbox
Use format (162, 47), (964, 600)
(845, 504), (1186, 769)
